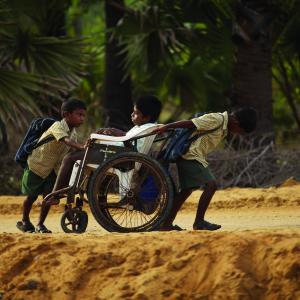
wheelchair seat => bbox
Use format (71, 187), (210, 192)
(68, 124), (163, 186)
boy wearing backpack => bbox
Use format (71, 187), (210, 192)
(154, 107), (257, 231)
(16, 99), (87, 233)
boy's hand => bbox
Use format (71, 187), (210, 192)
(102, 128), (115, 135)
(96, 128), (125, 136)
(84, 138), (92, 149)
(96, 128), (107, 134)
(62, 137), (86, 151)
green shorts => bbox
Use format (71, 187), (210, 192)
(21, 167), (56, 197)
(176, 158), (215, 190)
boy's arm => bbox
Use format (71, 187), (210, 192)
(60, 137), (86, 151)
(154, 120), (196, 134)
(153, 114), (224, 135)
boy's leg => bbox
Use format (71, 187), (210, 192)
(160, 189), (192, 230)
(36, 151), (84, 233)
(16, 195), (37, 232)
(193, 180), (221, 230)
(194, 180), (217, 220)
(36, 172), (57, 233)
(52, 151), (85, 191)
(17, 167), (40, 232)
(22, 195), (38, 223)
(36, 194), (52, 233)
(176, 159), (221, 231)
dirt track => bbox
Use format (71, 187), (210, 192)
(0, 179), (300, 300)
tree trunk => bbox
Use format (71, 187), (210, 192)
(232, 41), (274, 138)
(104, 0), (132, 131)
(232, 1), (274, 143)
(0, 117), (8, 154)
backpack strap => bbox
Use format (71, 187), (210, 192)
(34, 135), (55, 150)
(189, 114), (225, 143)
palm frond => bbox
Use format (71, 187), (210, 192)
(0, 0), (89, 127)
(0, 69), (40, 122)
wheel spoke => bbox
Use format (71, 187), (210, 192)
(88, 152), (173, 232)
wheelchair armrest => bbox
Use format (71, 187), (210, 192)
(90, 124), (163, 142)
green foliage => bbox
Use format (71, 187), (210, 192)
(111, 0), (234, 119)
(54, 0), (300, 133)
(2, 0), (297, 133)
(67, 0), (105, 128)
(0, 69), (58, 123)
(113, 0), (300, 132)
(271, 0), (300, 135)
(0, 0), (87, 128)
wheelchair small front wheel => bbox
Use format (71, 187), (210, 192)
(60, 209), (88, 233)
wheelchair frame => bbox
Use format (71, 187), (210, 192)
(43, 124), (174, 233)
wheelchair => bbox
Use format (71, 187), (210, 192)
(43, 124), (175, 233)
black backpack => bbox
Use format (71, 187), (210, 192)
(15, 117), (57, 168)
(163, 112), (224, 163)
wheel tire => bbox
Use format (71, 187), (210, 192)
(87, 152), (173, 232)
(60, 209), (88, 233)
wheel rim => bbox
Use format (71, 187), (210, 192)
(90, 155), (170, 231)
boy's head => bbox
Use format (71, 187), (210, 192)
(61, 98), (86, 128)
(131, 95), (162, 126)
(229, 107), (257, 134)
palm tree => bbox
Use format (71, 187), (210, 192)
(0, 0), (87, 134)
(114, 0), (234, 120)
(112, 0), (300, 139)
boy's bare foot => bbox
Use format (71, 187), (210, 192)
(35, 224), (52, 233)
(193, 220), (221, 231)
(16, 221), (35, 233)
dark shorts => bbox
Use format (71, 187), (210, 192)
(176, 158), (215, 190)
(21, 167), (56, 197)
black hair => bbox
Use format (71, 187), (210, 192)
(135, 95), (162, 122)
(61, 98), (86, 117)
(233, 107), (257, 133)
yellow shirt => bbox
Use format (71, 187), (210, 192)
(27, 118), (77, 178)
(182, 112), (228, 167)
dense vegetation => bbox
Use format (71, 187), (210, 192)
(0, 0), (299, 193)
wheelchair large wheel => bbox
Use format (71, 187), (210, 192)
(87, 152), (173, 232)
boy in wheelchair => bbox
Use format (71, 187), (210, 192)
(51, 95), (162, 209)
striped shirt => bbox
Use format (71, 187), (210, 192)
(182, 112), (228, 167)
(27, 118), (77, 178)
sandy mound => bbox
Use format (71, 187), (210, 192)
(1, 183), (300, 299)
(1, 231), (300, 300)
(1, 181), (299, 216)
(183, 182), (300, 211)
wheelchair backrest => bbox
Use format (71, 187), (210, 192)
(90, 123), (163, 155)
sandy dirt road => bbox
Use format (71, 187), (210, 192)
(0, 180), (300, 300)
